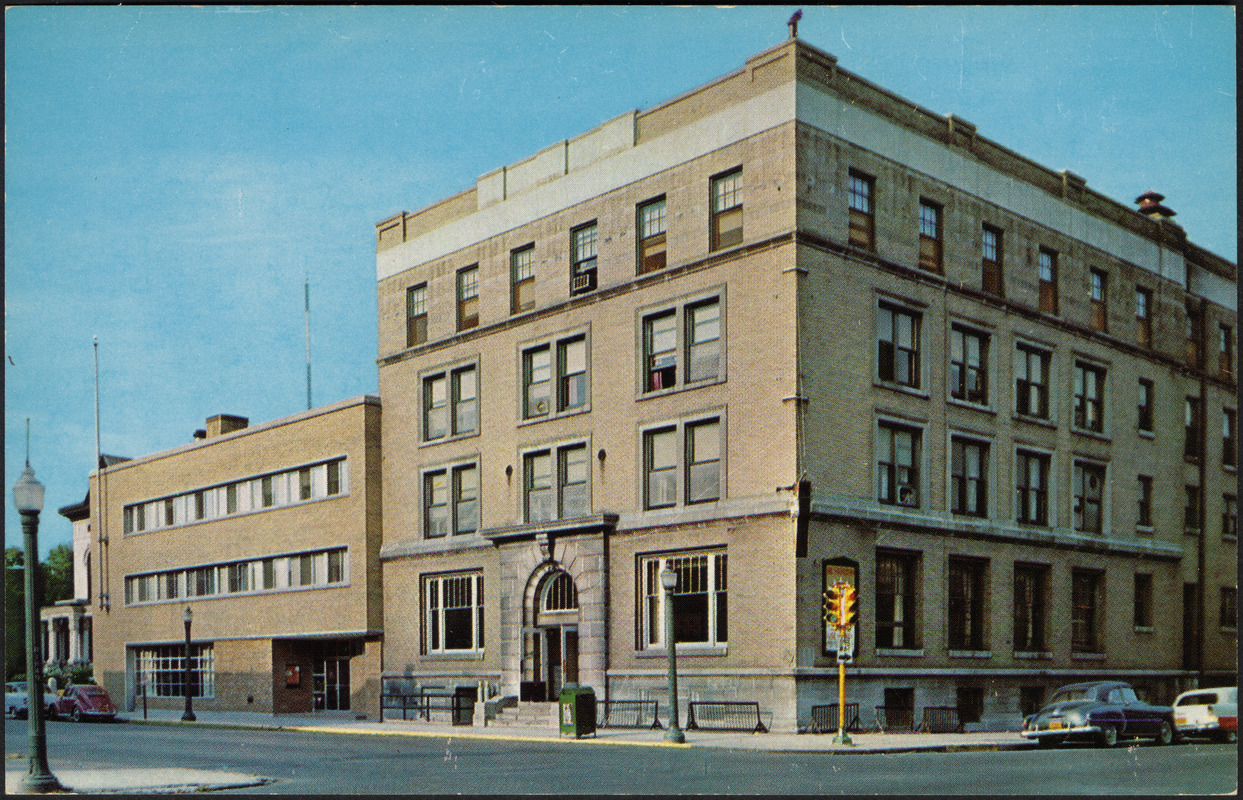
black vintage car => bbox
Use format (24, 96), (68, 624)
(1021, 681), (1176, 747)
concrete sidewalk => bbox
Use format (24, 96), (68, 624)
(6, 709), (1035, 793)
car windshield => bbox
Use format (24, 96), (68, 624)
(1050, 688), (1094, 704)
(82, 687), (106, 696)
(1177, 692), (1218, 706)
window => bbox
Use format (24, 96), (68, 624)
(1015, 344), (1050, 419)
(524, 335), (587, 419)
(643, 418), (722, 510)
(1138, 476), (1153, 528)
(848, 171), (875, 250)
(524, 443), (590, 523)
(877, 302), (920, 388)
(917, 200), (942, 272)
(261, 475), (275, 508)
(1137, 379), (1154, 432)
(424, 374), (449, 439)
(710, 168), (743, 251)
(570, 222), (598, 295)
(948, 557), (986, 650)
(1073, 361), (1105, 432)
(424, 365), (478, 440)
(407, 284), (428, 347)
(424, 572), (484, 654)
(1073, 461), (1105, 534)
(1220, 324), (1234, 379)
(642, 296), (723, 392)
(637, 197), (667, 274)
(542, 571), (578, 612)
(950, 325), (988, 404)
(226, 483), (238, 515)
(640, 551), (727, 648)
(686, 419), (722, 503)
(511, 245), (535, 313)
(1186, 306), (1202, 366)
(299, 468), (312, 501)
(1135, 287), (1152, 347)
(1038, 248), (1058, 314)
(558, 337), (587, 412)
(1016, 450), (1050, 525)
(982, 224), (1003, 296)
(137, 503), (147, 531)
(456, 266), (479, 331)
(1089, 268), (1108, 331)
(1224, 409), (1236, 468)
(163, 498), (174, 527)
(526, 451), (554, 523)
(1185, 397), (1201, 459)
(424, 464), (478, 537)
(193, 491), (205, 521)
(876, 550), (918, 649)
(877, 422), (920, 507)
(134, 644), (214, 699)
(1221, 587), (1238, 630)
(327, 461), (341, 496)
(957, 687), (984, 725)
(1134, 573), (1153, 629)
(950, 437), (987, 517)
(1224, 495), (1238, 538)
(1184, 485), (1200, 532)
(524, 346), (552, 418)
(1070, 569), (1102, 653)
(1013, 564), (1047, 652)
(645, 427), (677, 509)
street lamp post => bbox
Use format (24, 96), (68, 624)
(14, 458), (61, 793)
(181, 606), (196, 722)
(659, 567), (685, 744)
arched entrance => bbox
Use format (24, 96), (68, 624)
(522, 570), (579, 701)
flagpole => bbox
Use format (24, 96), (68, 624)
(94, 337), (109, 611)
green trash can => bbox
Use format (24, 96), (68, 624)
(558, 685), (596, 738)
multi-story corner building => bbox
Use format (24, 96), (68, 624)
(90, 397), (384, 716)
(374, 34), (1235, 732)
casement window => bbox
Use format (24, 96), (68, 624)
(456, 266), (479, 331)
(1133, 573), (1153, 629)
(570, 222), (598, 295)
(1089, 268), (1108, 331)
(1073, 461), (1106, 534)
(133, 644), (215, 699)
(1184, 485), (1200, 532)
(848, 171), (875, 250)
(710, 168), (743, 251)
(511, 245), (535, 313)
(226, 484), (238, 515)
(1137, 379), (1154, 432)
(523, 443), (589, 523)
(1073, 361), (1106, 432)
(950, 325), (988, 404)
(261, 476), (275, 508)
(1186, 307), (1202, 366)
(876, 550), (918, 649)
(1224, 409), (1237, 468)
(637, 197), (668, 274)
(1138, 476), (1153, 528)
(298, 468), (312, 501)
(1135, 287), (1152, 348)
(950, 437), (987, 517)
(1012, 564), (1047, 652)
(163, 498), (174, 527)
(424, 572), (484, 654)
(1185, 397), (1201, 460)
(643, 417), (723, 509)
(1015, 344), (1050, 419)
(641, 295), (723, 392)
(137, 504), (147, 531)
(877, 422), (920, 508)
(948, 557), (987, 651)
(1224, 495), (1238, 538)
(1038, 248), (1059, 314)
(523, 335), (587, 419)
(1016, 450), (1050, 526)
(1220, 587), (1238, 630)
(877, 302), (920, 388)
(424, 364), (477, 440)
(424, 463), (478, 538)
(1220, 324), (1234, 380)
(917, 200), (942, 273)
(327, 461), (342, 496)
(407, 284), (428, 347)
(982, 224), (1003, 296)
(193, 491), (205, 521)
(123, 507), (134, 534)
(1070, 569), (1103, 653)
(640, 550), (727, 648)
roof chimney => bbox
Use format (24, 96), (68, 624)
(1135, 190), (1177, 220)
(205, 414), (248, 439)
(788, 9), (802, 39)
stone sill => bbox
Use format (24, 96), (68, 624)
(876, 648), (924, 658)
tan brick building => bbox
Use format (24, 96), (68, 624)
(89, 396), (383, 717)
(374, 36), (1236, 732)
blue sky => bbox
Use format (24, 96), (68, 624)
(4, 6), (1236, 558)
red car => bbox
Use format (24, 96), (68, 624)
(53, 684), (117, 722)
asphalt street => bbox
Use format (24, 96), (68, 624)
(5, 717), (1236, 795)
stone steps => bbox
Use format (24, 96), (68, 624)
(490, 701), (557, 728)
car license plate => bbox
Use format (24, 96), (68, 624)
(1048, 720), (1063, 730)
(1176, 717), (1186, 725)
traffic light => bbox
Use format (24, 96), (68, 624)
(822, 587), (840, 628)
(838, 584), (857, 629)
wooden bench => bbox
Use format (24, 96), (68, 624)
(809, 703), (861, 734)
(596, 700), (663, 729)
(685, 701), (768, 733)
(919, 705), (963, 733)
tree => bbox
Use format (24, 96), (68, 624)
(5, 547), (27, 679)
(44, 544), (74, 605)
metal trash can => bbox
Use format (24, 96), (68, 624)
(558, 685), (596, 738)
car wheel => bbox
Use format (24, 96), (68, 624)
(1217, 730), (1238, 744)
(1154, 720), (1173, 745)
(1097, 724), (1119, 748)
(71, 707), (82, 723)
(45, 705), (57, 721)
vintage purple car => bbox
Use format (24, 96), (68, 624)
(53, 684), (117, 722)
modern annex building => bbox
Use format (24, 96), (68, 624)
(373, 36), (1236, 731)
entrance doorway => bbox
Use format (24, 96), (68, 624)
(523, 570), (580, 701)
(312, 641), (355, 711)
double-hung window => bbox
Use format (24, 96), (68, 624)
(1137, 476), (1153, 528)
(1221, 587), (1238, 631)
(523, 347), (552, 418)
(1137, 379), (1154, 433)
(1070, 569), (1102, 653)
(637, 197), (667, 274)
(950, 437), (987, 517)
(1073, 361), (1105, 433)
(1135, 287), (1152, 347)
(1012, 564), (1047, 652)
(1016, 450), (1050, 525)
(523, 443), (590, 523)
(1015, 344), (1050, 419)
(876, 550), (918, 649)
(457, 266), (479, 331)
(406, 284), (428, 347)
(1089, 268), (1108, 331)
(1224, 408), (1237, 468)
(917, 200), (942, 273)
(1223, 495), (1238, 538)
(523, 334), (588, 419)
(424, 364), (478, 440)
(710, 168), (743, 251)
(982, 224), (1003, 296)
(948, 557), (987, 651)
(641, 294), (724, 393)
(877, 302), (920, 389)
(687, 300), (721, 383)
(950, 325), (988, 404)
(1185, 397), (1201, 460)
(570, 222), (598, 295)
(877, 422), (920, 508)
(640, 550), (727, 648)
(643, 418), (723, 510)
(1220, 324), (1234, 380)
(424, 572), (484, 654)
(848, 171), (875, 250)
(1133, 574), (1153, 629)
(1185, 485), (1201, 532)
(1038, 248), (1058, 314)
(1073, 461), (1106, 534)
(423, 463), (478, 538)
(1186, 307), (1202, 366)
(511, 245), (535, 313)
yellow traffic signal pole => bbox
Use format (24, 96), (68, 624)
(831, 582), (855, 745)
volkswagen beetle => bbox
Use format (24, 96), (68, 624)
(1020, 681), (1175, 747)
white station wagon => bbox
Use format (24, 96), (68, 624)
(1172, 686), (1238, 743)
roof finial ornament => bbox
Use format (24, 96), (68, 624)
(788, 9), (803, 39)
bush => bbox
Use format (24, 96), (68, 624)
(67, 664), (94, 686)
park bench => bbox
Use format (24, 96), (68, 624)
(685, 701), (768, 733)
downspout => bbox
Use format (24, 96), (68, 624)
(1196, 296), (1208, 683)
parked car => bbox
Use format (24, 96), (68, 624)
(52, 684), (117, 722)
(1173, 686), (1237, 743)
(4, 682), (62, 720)
(1020, 681), (1176, 747)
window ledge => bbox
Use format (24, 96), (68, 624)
(1224, 465), (1238, 474)
(422, 653), (486, 662)
(947, 649), (992, 659)
(419, 431), (480, 449)
(1070, 427), (1111, 444)
(1135, 525), (1155, 536)
(1134, 626), (1155, 635)
(1071, 651), (1106, 661)
(516, 407), (591, 428)
(1222, 535), (1238, 544)
(637, 377), (725, 402)
(1138, 430), (1156, 440)
(1014, 651), (1053, 660)
(947, 398), (996, 415)
(874, 382), (930, 401)
(876, 648), (924, 658)
(1012, 414), (1057, 430)
(1221, 627), (1238, 635)
(636, 646), (727, 658)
